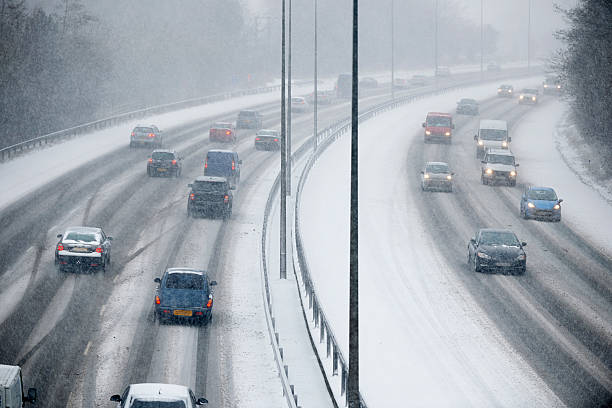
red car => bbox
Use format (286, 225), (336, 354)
(422, 112), (454, 144)
(209, 122), (236, 143)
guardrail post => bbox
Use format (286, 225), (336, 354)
(320, 318), (325, 343)
(333, 348), (338, 375)
(326, 331), (331, 357)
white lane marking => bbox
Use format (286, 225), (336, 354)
(99, 304), (106, 316)
(83, 340), (92, 356)
(113, 274), (119, 283)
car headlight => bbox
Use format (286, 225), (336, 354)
(509, 89), (512, 93)
(424, 173), (430, 179)
(477, 252), (491, 259)
(553, 204), (561, 210)
(557, 85), (561, 89)
(478, 140), (484, 146)
(445, 131), (451, 136)
(510, 170), (516, 177)
(502, 141), (508, 147)
(527, 202), (535, 208)
(425, 130), (431, 135)
(544, 84), (548, 88)
(532, 96), (536, 101)
(516, 253), (526, 261)
(498, 88), (502, 92)
(520, 95), (524, 99)
(446, 175), (452, 180)
(485, 168), (493, 174)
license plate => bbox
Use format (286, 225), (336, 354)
(497, 263), (511, 267)
(157, 168), (167, 172)
(72, 247), (89, 252)
(173, 310), (192, 316)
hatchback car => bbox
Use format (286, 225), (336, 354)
(236, 110), (263, 129)
(520, 186), (563, 221)
(456, 98), (479, 115)
(254, 129), (280, 151)
(481, 148), (519, 186)
(154, 268), (217, 324)
(111, 383), (208, 407)
(130, 125), (163, 148)
(147, 150), (182, 177)
(497, 84), (514, 98)
(55, 226), (112, 272)
(421, 162), (454, 192)
(187, 176), (233, 219)
(209, 122), (237, 143)
(467, 229), (527, 275)
(519, 88), (538, 105)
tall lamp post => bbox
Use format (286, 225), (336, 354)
(280, 0), (287, 280)
(480, 0), (484, 80)
(287, 0), (292, 196)
(527, 0), (531, 72)
(313, 0), (318, 150)
(391, 0), (395, 100)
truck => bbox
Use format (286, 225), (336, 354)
(0, 365), (37, 407)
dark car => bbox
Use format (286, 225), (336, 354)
(520, 186), (563, 221)
(456, 98), (479, 115)
(543, 76), (563, 95)
(236, 110), (263, 129)
(55, 226), (112, 272)
(154, 268), (217, 325)
(147, 149), (182, 177)
(497, 84), (514, 98)
(204, 149), (241, 187)
(467, 229), (527, 275)
(187, 176), (233, 219)
(254, 129), (280, 151)
(130, 125), (163, 148)
(359, 77), (378, 88)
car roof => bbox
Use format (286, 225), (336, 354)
(127, 383), (191, 399)
(499, 84), (513, 88)
(152, 149), (174, 154)
(64, 226), (102, 234)
(479, 228), (515, 234)
(460, 98), (477, 102)
(528, 186), (555, 192)
(239, 110), (257, 114)
(134, 124), (157, 128)
(212, 122), (232, 126)
(193, 176), (227, 183)
(425, 161), (450, 167)
(166, 268), (206, 276)
(522, 88), (537, 92)
(207, 149), (236, 154)
(427, 112), (451, 117)
(479, 119), (507, 130)
(485, 148), (514, 156)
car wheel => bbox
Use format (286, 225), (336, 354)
(130, 141), (134, 148)
(147, 167), (152, 177)
(509, 180), (516, 187)
(447, 185), (453, 193)
(481, 175), (486, 185)
(472, 257), (481, 273)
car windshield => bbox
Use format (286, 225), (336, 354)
(64, 232), (98, 243)
(425, 164), (449, 173)
(192, 181), (226, 193)
(500, 85), (511, 89)
(152, 152), (175, 160)
(480, 231), (520, 246)
(131, 401), (186, 408)
(522, 89), (538, 94)
(165, 273), (205, 290)
(426, 116), (451, 127)
(291, 98), (304, 103)
(486, 154), (514, 165)
(527, 189), (558, 201)
(134, 127), (153, 134)
(480, 129), (507, 141)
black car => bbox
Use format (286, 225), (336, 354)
(236, 110), (263, 129)
(456, 98), (479, 115)
(467, 229), (527, 275)
(204, 149), (241, 187)
(254, 129), (280, 151)
(55, 226), (112, 272)
(154, 268), (217, 325)
(187, 176), (233, 219)
(147, 149), (182, 177)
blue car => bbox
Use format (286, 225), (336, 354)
(154, 268), (217, 324)
(520, 187), (563, 222)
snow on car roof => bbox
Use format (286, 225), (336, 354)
(486, 148), (514, 156)
(427, 112), (452, 117)
(479, 119), (507, 130)
(194, 175), (227, 183)
(425, 161), (449, 167)
(208, 149), (235, 153)
(166, 268), (206, 275)
(64, 226), (101, 234)
(128, 383), (191, 399)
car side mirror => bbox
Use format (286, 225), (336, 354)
(25, 388), (37, 403)
(481, 160), (486, 164)
(238, 160), (243, 164)
(451, 172), (455, 175)
(154, 278), (161, 283)
(420, 171), (424, 174)
(470, 238), (476, 245)
(515, 163), (520, 167)
(107, 237), (113, 241)
(230, 186), (236, 190)
(473, 135), (478, 140)
(521, 242), (527, 247)
(57, 234), (63, 238)
(451, 124), (455, 129)
(557, 198), (563, 203)
(210, 281), (218, 286)
(421, 122), (426, 128)
(196, 397), (209, 405)
(188, 183), (193, 187)
(508, 137), (512, 142)
(110, 395), (122, 402)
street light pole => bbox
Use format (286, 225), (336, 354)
(480, 0), (484, 80)
(434, 0), (438, 88)
(280, 0), (287, 280)
(287, 0), (292, 196)
(391, 0), (395, 100)
(527, 0), (531, 72)
(313, 0), (318, 151)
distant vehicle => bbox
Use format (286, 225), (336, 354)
(456, 98), (479, 115)
(187, 176), (233, 219)
(359, 77), (378, 88)
(153, 268), (217, 325)
(307, 90), (334, 105)
(543, 76), (563, 95)
(410, 75), (428, 86)
(393, 78), (409, 89)
(130, 125), (163, 148)
(111, 383), (208, 407)
(422, 112), (454, 144)
(336, 73), (352, 98)
(147, 149), (182, 177)
(467, 228), (527, 275)
(236, 110), (263, 129)
(291, 96), (309, 112)
(435, 66), (451, 77)
(520, 186), (563, 221)
(420, 162), (454, 192)
(55, 226), (112, 272)
(209, 122), (237, 143)
(204, 149), (241, 187)
(474, 119), (509, 158)
(0, 365), (37, 407)
(481, 148), (518, 186)
(487, 61), (501, 72)
(254, 129), (280, 151)
(497, 84), (514, 98)
(519, 88), (539, 105)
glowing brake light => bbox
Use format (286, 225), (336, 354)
(190, 193), (195, 200)
(231, 160), (235, 171)
(131, 132), (135, 137)
(204, 161), (208, 169)
(226, 130), (231, 135)
(148, 133), (155, 138)
(274, 138), (279, 142)
(255, 137), (260, 141)
(206, 298), (213, 308)
(224, 195), (229, 203)
(57, 243), (64, 251)
(148, 158), (153, 163)
(95, 247), (103, 253)
(172, 159), (177, 165)
(155, 295), (161, 305)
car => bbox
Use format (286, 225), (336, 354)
(307, 90), (334, 105)
(487, 61), (501, 72)
(393, 78), (409, 89)
(336, 73), (352, 98)
(55, 226), (112, 272)
(204, 149), (241, 187)
(467, 228), (527, 275)
(153, 268), (218, 325)
(456, 98), (479, 115)
(147, 149), (182, 177)
(543, 76), (563, 95)
(520, 186), (563, 221)
(474, 119), (510, 158)
(481, 148), (519, 186)
(236, 110), (263, 129)
(410, 75), (428, 86)
(187, 176), (233, 219)
(421, 162), (454, 192)
(209, 122), (237, 143)
(111, 383), (208, 407)
(497, 84), (514, 98)
(519, 88), (539, 105)
(422, 112), (454, 144)
(290, 96), (309, 112)
(130, 125), (163, 148)
(435, 66), (451, 77)
(359, 77), (378, 88)
(254, 129), (280, 151)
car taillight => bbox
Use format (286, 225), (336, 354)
(274, 138), (279, 142)
(172, 159), (177, 165)
(226, 130), (231, 135)
(131, 132), (135, 137)
(206, 298), (213, 308)
(255, 137), (260, 141)
(95, 247), (103, 253)
(148, 158), (153, 163)
(148, 133), (155, 138)
(209, 129), (213, 135)
(190, 193), (195, 200)
(204, 161), (208, 169)
(57, 243), (64, 251)
(224, 195), (229, 203)
(155, 295), (161, 305)
(231, 160), (235, 171)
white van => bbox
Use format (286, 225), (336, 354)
(0, 365), (37, 407)
(474, 119), (510, 158)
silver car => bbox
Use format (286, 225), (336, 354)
(421, 162), (454, 192)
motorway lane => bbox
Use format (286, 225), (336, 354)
(409, 96), (612, 406)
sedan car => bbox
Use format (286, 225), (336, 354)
(467, 228), (527, 275)
(519, 88), (539, 105)
(421, 161), (454, 192)
(209, 122), (237, 143)
(55, 226), (112, 272)
(111, 383), (208, 407)
(147, 149), (182, 177)
(456, 98), (479, 115)
(291, 96), (309, 112)
(520, 186), (563, 221)
(254, 129), (280, 151)
(497, 84), (514, 98)
(154, 268), (217, 324)
(130, 124), (163, 148)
